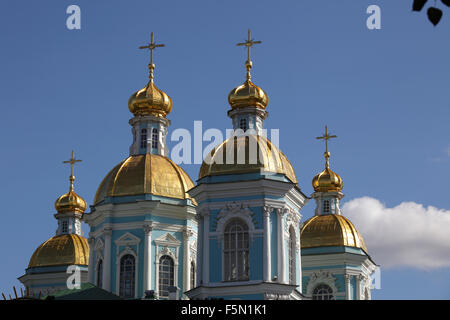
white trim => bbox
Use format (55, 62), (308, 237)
(306, 271), (338, 299)
(213, 202), (258, 245)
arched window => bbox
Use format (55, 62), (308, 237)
(119, 254), (135, 299)
(288, 227), (296, 285)
(190, 261), (196, 289)
(239, 118), (247, 131)
(312, 284), (334, 300)
(223, 219), (249, 281)
(151, 128), (158, 149)
(96, 259), (103, 288)
(323, 200), (330, 213)
(159, 255), (174, 298)
(140, 129), (147, 149)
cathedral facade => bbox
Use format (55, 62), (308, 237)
(18, 31), (376, 300)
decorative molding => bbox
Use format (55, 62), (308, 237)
(264, 293), (291, 300)
(154, 232), (181, 247)
(306, 271), (338, 298)
(213, 202), (258, 244)
(114, 232), (141, 247)
(143, 223), (153, 234)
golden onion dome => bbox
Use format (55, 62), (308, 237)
(128, 81), (173, 117)
(301, 214), (367, 252)
(199, 135), (297, 183)
(312, 150), (343, 192)
(228, 79), (268, 110)
(312, 166), (343, 193)
(55, 190), (87, 213)
(28, 234), (89, 268)
(94, 154), (195, 205)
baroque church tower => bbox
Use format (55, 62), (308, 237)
(186, 31), (308, 300)
(19, 152), (90, 296)
(300, 127), (377, 300)
(84, 33), (197, 299)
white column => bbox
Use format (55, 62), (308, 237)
(263, 206), (272, 282)
(202, 211), (210, 285)
(356, 274), (364, 300)
(102, 227), (112, 291)
(345, 274), (351, 300)
(277, 208), (286, 284)
(87, 236), (95, 284)
(183, 229), (193, 291)
(143, 224), (153, 293)
(196, 214), (203, 286)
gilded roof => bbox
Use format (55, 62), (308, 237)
(94, 154), (195, 205)
(28, 234), (89, 268)
(198, 135), (297, 183)
(301, 214), (367, 252)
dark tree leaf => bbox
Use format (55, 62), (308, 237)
(441, 0), (450, 7)
(427, 7), (443, 26)
(413, 0), (428, 11)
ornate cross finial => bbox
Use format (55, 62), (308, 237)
(139, 32), (165, 82)
(316, 126), (337, 168)
(63, 150), (82, 191)
(237, 29), (262, 81)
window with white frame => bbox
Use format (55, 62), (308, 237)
(151, 128), (158, 149)
(323, 200), (330, 213)
(97, 259), (103, 288)
(159, 255), (174, 298)
(223, 218), (249, 281)
(119, 254), (135, 299)
(140, 128), (147, 149)
(312, 284), (334, 300)
(288, 226), (296, 285)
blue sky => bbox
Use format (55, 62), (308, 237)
(1, 0), (450, 299)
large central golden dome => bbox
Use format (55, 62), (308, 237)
(94, 154), (195, 205)
(28, 234), (89, 268)
(199, 135), (297, 183)
(301, 214), (367, 252)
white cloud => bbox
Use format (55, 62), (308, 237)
(342, 197), (450, 270)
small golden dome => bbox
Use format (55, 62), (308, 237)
(301, 214), (367, 252)
(228, 79), (268, 110)
(28, 234), (89, 268)
(94, 154), (195, 205)
(128, 81), (173, 117)
(312, 166), (343, 193)
(55, 190), (87, 213)
(199, 135), (297, 183)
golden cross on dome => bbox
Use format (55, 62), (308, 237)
(316, 126), (337, 168)
(63, 150), (82, 191)
(237, 29), (262, 80)
(139, 32), (165, 82)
